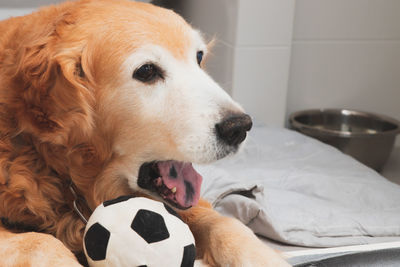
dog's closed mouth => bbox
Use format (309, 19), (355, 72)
(138, 161), (202, 210)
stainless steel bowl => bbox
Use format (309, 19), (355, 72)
(289, 109), (400, 172)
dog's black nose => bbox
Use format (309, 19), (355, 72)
(215, 114), (253, 146)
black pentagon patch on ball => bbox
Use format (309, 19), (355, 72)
(163, 203), (183, 221)
(103, 195), (133, 207)
(84, 223), (110, 261)
(181, 244), (196, 267)
(131, 209), (170, 243)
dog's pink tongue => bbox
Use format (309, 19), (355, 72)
(157, 161), (202, 208)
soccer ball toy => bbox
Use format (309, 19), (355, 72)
(83, 196), (196, 267)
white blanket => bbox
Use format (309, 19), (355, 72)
(196, 126), (400, 247)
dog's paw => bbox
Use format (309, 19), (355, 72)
(202, 217), (291, 267)
(0, 231), (82, 267)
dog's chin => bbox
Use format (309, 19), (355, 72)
(180, 141), (240, 165)
(216, 146), (239, 161)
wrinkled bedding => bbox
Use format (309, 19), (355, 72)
(196, 126), (400, 247)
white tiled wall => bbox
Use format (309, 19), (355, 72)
(236, 0), (295, 46)
(231, 0), (295, 127)
(232, 46), (291, 126)
(287, 0), (400, 145)
(174, 0), (400, 132)
(287, 42), (400, 118)
(293, 0), (400, 40)
(171, 0), (296, 126)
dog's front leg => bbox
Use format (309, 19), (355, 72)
(0, 226), (82, 267)
(179, 198), (291, 267)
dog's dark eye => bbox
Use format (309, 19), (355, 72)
(133, 63), (162, 83)
(196, 51), (203, 65)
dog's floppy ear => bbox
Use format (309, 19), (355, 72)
(11, 14), (94, 144)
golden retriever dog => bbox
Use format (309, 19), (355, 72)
(0, 0), (290, 266)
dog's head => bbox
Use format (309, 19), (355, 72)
(10, 0), (252, 210)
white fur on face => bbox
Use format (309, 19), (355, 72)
(112, 32), (244, 167)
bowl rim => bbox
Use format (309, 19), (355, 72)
(289, 108), (400, 137)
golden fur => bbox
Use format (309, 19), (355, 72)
(0, 1), (290, 266)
